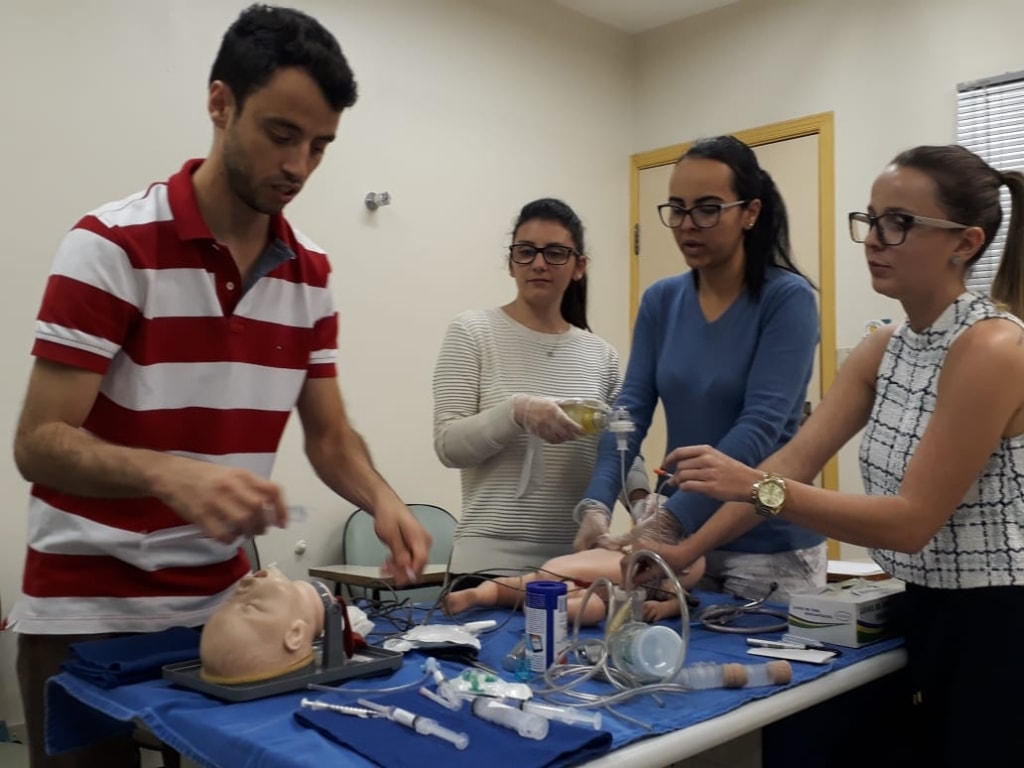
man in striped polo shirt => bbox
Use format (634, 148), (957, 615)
(8, 6), (431, 767)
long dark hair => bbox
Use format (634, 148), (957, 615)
(681, 135), (812, 298)
(511, 198), (590, 330)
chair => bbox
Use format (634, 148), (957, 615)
(340, 503), (456, 604)
(242, 537), (261, 572)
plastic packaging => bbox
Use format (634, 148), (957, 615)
(472, 698), (549, 740)
(608, 622), (684, 681)
(673, 660), (793, 689)
(449, 668), (532, 700)
(525, 581), (568, 672)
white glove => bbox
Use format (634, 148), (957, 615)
(572, 500), (612, 552)
(511, 394), (585, 444)
(630, 494), (669, 525)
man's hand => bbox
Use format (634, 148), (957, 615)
(374, 500), (432, 586)
(155, 458), (288, 543)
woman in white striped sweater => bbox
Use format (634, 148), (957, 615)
(433, 199), (650, 577)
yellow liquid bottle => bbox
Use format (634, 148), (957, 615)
(559, 399), (609, 435)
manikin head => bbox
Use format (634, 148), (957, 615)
(200, 566), (325, 684)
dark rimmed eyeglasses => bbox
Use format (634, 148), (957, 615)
(657, 200), (747, 229)
(848, 211), (968, 246)
(509, 243), (578, 266)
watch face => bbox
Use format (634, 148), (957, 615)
(759, 480), (785, 508)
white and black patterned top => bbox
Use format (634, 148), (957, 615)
(863, 292), (1024, 588)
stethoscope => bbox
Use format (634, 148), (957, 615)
(697, 582), (789, 635)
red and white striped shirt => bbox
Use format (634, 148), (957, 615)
(10, 159), (338, 634)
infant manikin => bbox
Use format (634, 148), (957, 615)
(200, 566), (325, 684)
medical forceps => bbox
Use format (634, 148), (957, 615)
(697, 582), (789, 635)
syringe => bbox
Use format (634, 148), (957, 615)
(471, 698), (548, 740)
(356, 698), (469, 750)
(422, 658), (462, 710)
(512, 699), (602, 730)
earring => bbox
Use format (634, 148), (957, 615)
(951, 256), (963, 266)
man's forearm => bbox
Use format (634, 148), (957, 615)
(306, 427), (401, 513)
(15, 422), (178, 498)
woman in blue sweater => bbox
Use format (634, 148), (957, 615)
(576, 135), (823, 602)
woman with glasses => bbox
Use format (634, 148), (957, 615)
(432, 198), (650, 576)
(575, 135), (823, 603)
(663, 144), (1024, 765)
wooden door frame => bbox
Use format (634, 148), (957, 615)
(628, 112), (839, 555)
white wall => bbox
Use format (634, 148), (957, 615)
(2, 0), (1021, 728)
(0, 0), (632, 724)
(631, 0), (1024, 527)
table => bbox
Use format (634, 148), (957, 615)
(308, 563), (450, 601)
(45, 593), (908, 768)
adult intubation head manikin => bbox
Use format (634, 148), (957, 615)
(200, 566), (325, 684)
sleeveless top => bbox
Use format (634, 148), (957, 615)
(863, 292), (1024, 588)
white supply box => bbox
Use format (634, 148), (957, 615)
(787, 578), (905, 648)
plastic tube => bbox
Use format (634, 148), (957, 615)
(471, 698), (549, 740)
(672, 661), (792, 689)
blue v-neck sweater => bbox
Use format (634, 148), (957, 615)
(584, 268), (823, 553)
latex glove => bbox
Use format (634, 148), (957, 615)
(629, 493), (669, 524)
(572, 500), (612, 552)
(511, 394), (585, 444)
(603, 498), (679, 550)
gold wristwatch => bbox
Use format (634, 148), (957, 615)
(751, 473), (787, 518)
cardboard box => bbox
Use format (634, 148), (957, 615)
(787, 577), (905, 648)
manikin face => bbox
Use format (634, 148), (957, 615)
(665, 157), (759, 273)
(212, 66), (341, 215)
(508, 218), (587, 310)
(200, 566), (325, 683)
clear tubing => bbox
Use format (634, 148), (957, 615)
(307, 669), (430, 696)
(673, 660), (793, 689)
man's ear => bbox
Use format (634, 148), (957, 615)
(208, 80), (235, 130)
(283, 619), (311, 652)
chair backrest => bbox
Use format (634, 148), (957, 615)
(341, 503), (457, 603)
(242, 537), (261, 572)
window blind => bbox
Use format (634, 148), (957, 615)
(956, 71), (1024, 293)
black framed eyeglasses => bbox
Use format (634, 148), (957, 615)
(848, 211), (968, 246)
(657, 200), (747, 229)
(509, 243), (577, 266)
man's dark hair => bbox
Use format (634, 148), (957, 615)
(210, 4), (358, 112)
